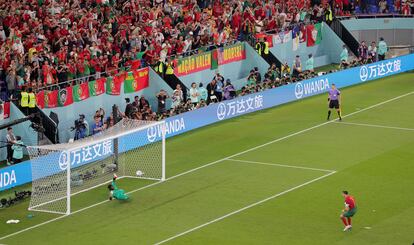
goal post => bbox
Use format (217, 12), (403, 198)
(27, 119), (166, 215)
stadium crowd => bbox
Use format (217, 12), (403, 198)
(0, 0), (406, 101)
(0, 0), (401, 144)
(0, 0), (312, 100)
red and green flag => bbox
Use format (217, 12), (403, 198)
(36, 90), (45, 109)
(266, 35), (274, 47)
(106, 74), (123, 95)
(306, 23), (322, 47)
(73, 83), (90, 102)
(89, 78), (106, 96)
(124, 67), (149, 93)
(217, 43), (246, 65)
(211, 49), (219, 70)
(58, 87), (74, 107)
(132, 67), (149, 91)
(123, 71), (137, 93)
(45, 90), (58, 108)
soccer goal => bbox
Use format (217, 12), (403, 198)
(27, 119), (166, 215)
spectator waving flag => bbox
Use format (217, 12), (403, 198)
(89, 78), (106, 96)
(73, 83), (90, 102)
(306, 23), (322, 47)
(58, 87), (74, 107)
(292, 26), (300, 51)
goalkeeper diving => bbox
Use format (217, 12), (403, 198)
(108, 174), (129, 201)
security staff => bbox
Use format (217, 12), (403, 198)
(165, 60), (174, 76)
(262, 38), (270, 60)
(20, 87), (29, 115)
(154, 60), (165, 78)
(28, 87), (36, 114)
(325, 7), (333, 25)
(255, 41), (262, 56)
(164, 59), (175, 85)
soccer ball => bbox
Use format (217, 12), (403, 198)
(136, 170), (143, 177)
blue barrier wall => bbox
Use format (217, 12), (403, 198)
(341, 18), (414, 46)
(341, 18), (414, 31)
(42, 68), (173, 143)
(1, 54), (413, 191)
(270, 23), (346, 67)
(0, 104), (38, 161)
(177, 42), (270, 89)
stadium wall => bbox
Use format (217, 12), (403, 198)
(341, 18), (414, 46)
(1, 54), (413, 192)
(176, 43), (270, 89)
(270, 23), (346, 68)
(42, 69), (173, 143)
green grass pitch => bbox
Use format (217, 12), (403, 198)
(0, 73), (413, 245)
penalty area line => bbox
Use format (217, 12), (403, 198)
(1, 90), (413, 241)
(154, 171), (337, 245)
(227, 158), (336, 173)
(334, 121), (414, 132)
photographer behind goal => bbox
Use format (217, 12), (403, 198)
(71, 114), (89, 140)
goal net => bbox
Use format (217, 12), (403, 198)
(27, 119), (166, 215)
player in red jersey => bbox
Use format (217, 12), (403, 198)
(340, 191), (357, 231)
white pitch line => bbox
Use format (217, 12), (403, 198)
(154, 171), (337, 245)
(334, 121), (414, 132)
(1, 90), (413, 241)
(227, 159), (335, 173)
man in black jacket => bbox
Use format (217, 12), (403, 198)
(206, 79), (219, 104)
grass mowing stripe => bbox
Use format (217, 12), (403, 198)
(227, 159), (336, 172)
(154, 171), (337, 245)
(334, 121), (414, 131)
(1, 90), (412, 241)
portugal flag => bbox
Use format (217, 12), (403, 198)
(123, 71), (138, 93)
(58, 87), (74, 107)
(73, 83), (90, 102)
(306, 23), (322, 47)
(132, 67), (149, 91)
(45, 90), (58, 108)
(89, 78), (106, 96)
(36, 90), (45, 109)
(106, 75), (123, 95)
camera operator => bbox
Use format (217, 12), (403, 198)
(72, 114), (88, 140)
